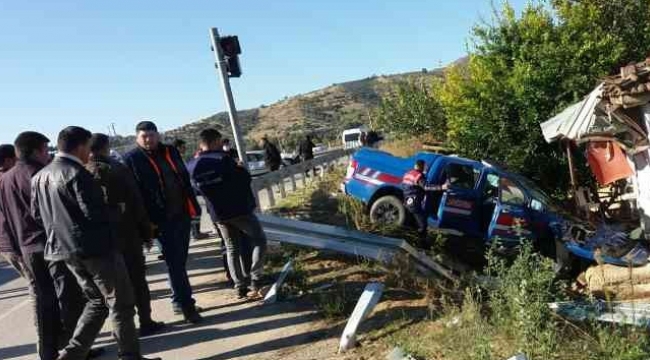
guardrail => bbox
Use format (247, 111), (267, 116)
(251, 149), (353, 210)
(258, 213), (458, 281)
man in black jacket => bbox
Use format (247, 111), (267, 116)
(123, 121), (202, 323)
(187, 129), (267, 299)
(261, 136), (281, 171)
(0, 144), (20, 271)
(0, 133), (79, 360)
(32, 126), (159, 360)
(87, 134), (164, 336)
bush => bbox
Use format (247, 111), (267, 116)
(487, 242), (561, 358)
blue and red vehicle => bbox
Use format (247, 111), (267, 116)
(341, 148), (573, 260)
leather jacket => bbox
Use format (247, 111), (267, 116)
(31, 156), (114, 261)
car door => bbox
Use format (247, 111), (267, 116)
(487, 175), (535, 244)
(433, 161), (482, 237)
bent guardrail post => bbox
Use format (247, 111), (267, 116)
(263, 260), (294, 304)
(339, 282), (384, 353)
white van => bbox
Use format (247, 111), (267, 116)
(342, 126), (368, 149)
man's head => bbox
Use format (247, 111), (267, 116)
(135, 121), (160, 151)
(414, 159), (426, 172)
(198, 128), (222, 152)
(90, 133), (111, 158)
(261, 136), (269, 145)
(0, 144), (16, 171)
(222, 138), (232, 151)
(58, 126), (93, 164)
(173, 139), (187, 155)
(14, 132), (50, 165)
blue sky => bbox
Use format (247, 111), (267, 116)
(0, 0), (528, 144)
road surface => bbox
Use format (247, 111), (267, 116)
(0, 215), (343, 360)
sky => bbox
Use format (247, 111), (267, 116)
(0, 0), (529, 144)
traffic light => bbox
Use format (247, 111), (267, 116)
(220, 36), (242, 78)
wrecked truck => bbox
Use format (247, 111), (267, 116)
(341, 145), (649, 269)
(341, 147), (567, 260)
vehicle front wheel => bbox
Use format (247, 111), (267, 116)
(369, 195), (406, 226)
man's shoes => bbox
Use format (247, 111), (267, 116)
(140, 320), (165, 337)
(157, 254), (165, 261)
(174, 305), (203, 315)
(250, 276), (271, 294)
(86, 347), (106, 359)
(236, 287), (249, 299)
(182, 306), (203, 324)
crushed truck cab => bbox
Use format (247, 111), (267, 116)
(342, 148), (565, 254)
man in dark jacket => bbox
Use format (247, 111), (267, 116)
(298, 135), (315, 162)
(123, 121), (202, 323)
(0, 133), (80, 360)
(0, 144), (16, 177)
(187, 129), (267, 299)
(0, 144), (19, 272)
(32, 126), (159, 360)
(261, 136), (282, 171)
(87, 134), (164, 336)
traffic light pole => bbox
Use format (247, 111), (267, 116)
(209, 27), (247, 167)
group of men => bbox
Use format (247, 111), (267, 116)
(0, 121), (268, 360)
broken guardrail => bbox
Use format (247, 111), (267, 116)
(257, 214), (458, 282)
(550, 300), (650, 327)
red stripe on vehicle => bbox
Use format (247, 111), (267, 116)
(377, 173), (402, 184)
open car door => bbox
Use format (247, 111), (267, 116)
(434, 161), (482, 238)
(487, 176), (535, 245)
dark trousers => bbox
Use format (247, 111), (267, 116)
(217, 214), (267, 290)
(269, 163), (280, 172)
(2, 252), (84, 359)
(50, 259), (85, 345)
(410, 209), (430, 249)
(62, 253), (140, 360)
(22, 252), (61, 360)
(158, 218), (195, 310)
(122, 249), (152, 324)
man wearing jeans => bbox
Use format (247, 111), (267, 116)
(123, 121), (202, 323)
(31, 126), (159, 360)
(187, 128), (267, 299)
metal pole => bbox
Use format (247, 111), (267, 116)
(209, 27), (248, 167)
(565, 141), (577, 192)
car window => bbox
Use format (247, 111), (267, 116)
(444, 163), (480, 190)
(499, 177), (527, 206)
(247, 153), (264, 162)
(483, 173), (499, 199)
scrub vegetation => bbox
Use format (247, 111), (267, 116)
(265, 157), (649, 359)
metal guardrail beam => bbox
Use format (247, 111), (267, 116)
(251, 149), (352, 191)
(258, 214), (458, 282)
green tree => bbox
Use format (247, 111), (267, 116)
(376, 80), (447, 141)
(438, 0), (650, 193)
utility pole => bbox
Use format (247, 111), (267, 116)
(209, 27), (247, 167)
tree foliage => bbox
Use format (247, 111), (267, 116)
(437, 0), (650, 192)
(376, 80), (447, 141)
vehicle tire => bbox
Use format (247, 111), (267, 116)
(369, 195), (406, 226)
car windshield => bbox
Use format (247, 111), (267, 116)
(344, 133), (360, 142)
(247, 153), (264, 162)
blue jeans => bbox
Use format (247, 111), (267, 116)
(158, 218), (195, 310)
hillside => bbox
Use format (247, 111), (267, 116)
(112, 60), (465, 153)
